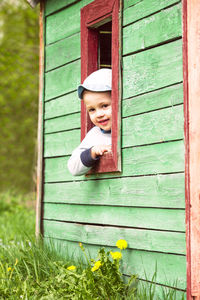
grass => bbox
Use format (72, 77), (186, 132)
(0, 191), (186, 299)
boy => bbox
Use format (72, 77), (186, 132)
(67, 68), (112, 176)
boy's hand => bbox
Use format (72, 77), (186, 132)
(91, 145), (112, 159)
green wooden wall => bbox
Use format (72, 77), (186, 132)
(42, 0), (186, 294)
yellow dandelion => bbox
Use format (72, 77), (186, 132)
(67, 265), (76, 271)
(116, 239), (128, 250)
(7, 267), (12, 272)
(110, 251), (122, 260)
(91, 260), (101, 272)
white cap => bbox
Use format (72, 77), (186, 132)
(77, 68), (112, 99)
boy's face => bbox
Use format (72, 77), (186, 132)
(83, 90), (112, 131)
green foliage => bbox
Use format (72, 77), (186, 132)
(0, 191), (35, 242)
(0, 0), (39, 193)
(0, 236), (138, 299)
(46, 245), (138, 299)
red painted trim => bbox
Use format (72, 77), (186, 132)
(83, 0), (115, 24)
(80, 0), (121, 174)
(183, 0), (200, 298)
(80, 11), (98, 140)
(182, 0), (192, 299)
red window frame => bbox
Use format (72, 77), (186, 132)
(80, 0), (121, 174)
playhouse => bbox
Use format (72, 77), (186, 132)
(28, 0), (200, 298)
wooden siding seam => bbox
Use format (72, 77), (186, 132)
(43, 234), (186, 256)
(45, 32), (80, 48)
(42, 217), (185, 232)
(130, 276), (186, 292)
(45, 31), (81, 47)
(44, 127), (80, 136)
(44, 111), (80, 120)
(44, 171), (185, 184)
(122, 139), (184, 150)
(44, 89), (77, 103)
(122, 81), (183, 102)
(122, 36), (182, 58)
(123, 0), (181, 28)
(43, 202), (185, 210)
(43, 219), (186, 232)
(44, 171), (184, 183)
(45, 58), (80, 74)
(122, 103), (183, 119)
(44, 111), (80, 121)
(45, 0), (81, 17)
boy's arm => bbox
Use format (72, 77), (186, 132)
(67, 127), (111, 176)
(67, 127), (99, 176)
(67, 146), (99, 176)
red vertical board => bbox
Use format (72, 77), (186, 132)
(183, 0), (200, 298)
(80, 0), (121, 174)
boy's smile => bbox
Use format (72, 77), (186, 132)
(83, 91), (112, 131)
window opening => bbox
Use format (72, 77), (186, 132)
(98, 22), (112, 69)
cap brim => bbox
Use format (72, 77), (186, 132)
(77, 85), (85, 99)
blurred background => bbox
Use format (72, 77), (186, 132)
(0, 0), (39, 195)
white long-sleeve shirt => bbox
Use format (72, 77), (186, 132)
(67, 126), (111, 176)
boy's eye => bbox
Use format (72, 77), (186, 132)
(102, 104), (109, 108)
(88, 108), (95, 112)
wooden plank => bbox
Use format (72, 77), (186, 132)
(46, 2), (81, 44)
(44, 129), (80, 157)
(45, 33), (80, 71)
(123, 140), (184, 176)
(44, 140), (184, 182)
(45, 0), (80, 16)
(45, 60), (80, 101)
(44, 173), (185, 208)
(45, 0), (92, 45)
(43, 238), (186, 289)
(44, 92), (80, 119)
(43, 203), (185, 231)
(123, 40), (183, 99)
(43, 220), (186, 254)
(122, 83), (183, 117)
(123, 3), (182, 55)
(123, 105), (183, 148)
(44, 113), (80, 134)
(123, 0), (180, 26)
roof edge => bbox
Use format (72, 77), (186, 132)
(27, 0), (40, 8)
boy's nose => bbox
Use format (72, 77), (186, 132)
(96, 109), (104, 117)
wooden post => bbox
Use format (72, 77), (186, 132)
(183, 0), (200, 298)
(36, 0), (44, 238)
